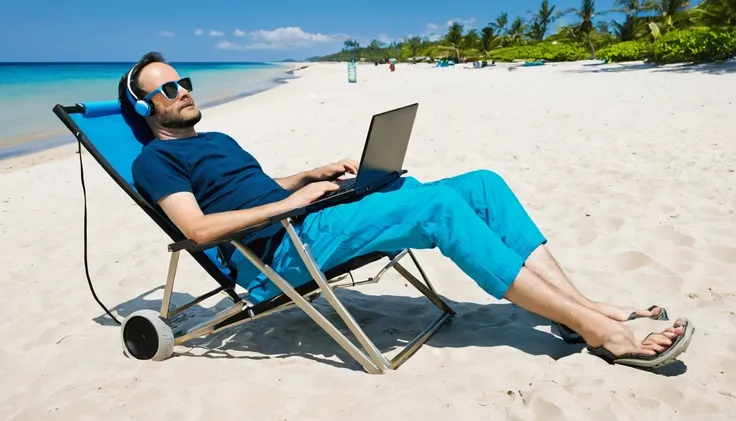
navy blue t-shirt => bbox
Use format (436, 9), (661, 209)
(132, 132), (291, 245)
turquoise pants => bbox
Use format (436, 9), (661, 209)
(235, 170), (547, 304)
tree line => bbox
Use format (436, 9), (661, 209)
(308, 0), (736, 64)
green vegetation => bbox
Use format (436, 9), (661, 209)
(651, 26), (736, 63)
(308, 0), (736, 65)
(598, 40), (652, 61)
(489, 43), (588, 62)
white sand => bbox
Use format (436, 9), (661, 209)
(1, 61), (735, 420)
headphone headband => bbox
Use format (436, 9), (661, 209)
(126, 64), (139, 101)
(125, 63), (155, 117)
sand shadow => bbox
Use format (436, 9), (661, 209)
(564, 60), (736, 75)
(564, 62), (658, 74)
(94, 286), (590, 372)
(650, 61), (736, 75)
(93, 286), (691, 375)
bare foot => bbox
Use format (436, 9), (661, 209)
(592, 302), (665, 322)
(585, 318), (685, 357)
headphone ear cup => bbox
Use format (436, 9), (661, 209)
(134, 99), (154, 117)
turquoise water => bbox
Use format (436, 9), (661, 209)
(0, 62), (291, 157)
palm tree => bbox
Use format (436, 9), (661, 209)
(407, 36), (422, 57)
(463, 29), (481, 51)
(528, 20), (546, 41)
(490, 12), (509, 35)
(613, 0), (644, 13)
(564, 0), (600, 59)
(694, 0), (736, 25)
(547, 23), (581, 43)
(610, 14), (648, 41)
(343, 39), (360, 50)
(368, 39), (384, 50)
(480, 26), (499, 55)
(443, 22), (465, 61)
(644, 0), (691, 30)
(528, 0), (559, 41)
(387, 42), (401, 58)
(507, 17), (528, 46)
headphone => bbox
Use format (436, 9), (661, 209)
(125, 64), (155, 117)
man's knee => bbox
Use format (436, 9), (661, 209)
(470, 169), (511, 191)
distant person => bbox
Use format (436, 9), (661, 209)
(120, 52), (694, 371)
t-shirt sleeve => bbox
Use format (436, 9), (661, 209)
(132, 149), (193, 204)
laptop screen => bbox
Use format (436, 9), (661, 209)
(356, 103), (418, 187)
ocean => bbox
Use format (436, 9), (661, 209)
(0, 62), (293, 159)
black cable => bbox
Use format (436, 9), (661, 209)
(78, 139), (121, 325)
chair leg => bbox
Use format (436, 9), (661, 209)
(158, 250), (233, 323)
(281, 219), (455, 373)
(282, 220), (392, 372)
(407, 249), (436, 293)
(229, 237), (383, 374)
(393, 262), (456, 316)
(389, 252), (456, 369)
(160, 251), (180, 319)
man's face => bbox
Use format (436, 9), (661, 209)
(137, 62), (202, 129)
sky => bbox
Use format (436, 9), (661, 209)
(1, 0), (653, 62)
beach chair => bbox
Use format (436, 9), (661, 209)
(52, 100), (456, 374)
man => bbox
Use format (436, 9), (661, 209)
(121, 52), (693, 369)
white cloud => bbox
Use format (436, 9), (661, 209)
(422, 23), (443, 41)
(233, 29), (246, 36)
(209, 30), (224, 36)
(157, 30), (175, 37)
(217, 41), (245, 50)
(421, 17), (476, 41)
(217, 26), (347, 51)
(376, 33), (394, 45)
(194, 28), (204, 35)
(447, 17), (476, 29)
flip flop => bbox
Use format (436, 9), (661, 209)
(553, 305), (669, 344)
(587, 318), (695, 369)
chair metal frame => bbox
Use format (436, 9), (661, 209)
(166, 230), (456, 374)
(53, 101), (456, 374)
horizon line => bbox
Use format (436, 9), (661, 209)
(0, 60), (300, 65)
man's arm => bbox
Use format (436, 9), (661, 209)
(274, 158), (359, 191)
(273, 170), (318, 192)
(159, 192), (293, 244)
(158, 181), (341, 245)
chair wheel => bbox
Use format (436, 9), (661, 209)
(121, 309), (174, 361)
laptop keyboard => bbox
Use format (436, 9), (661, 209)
(321, 178), (356, 199)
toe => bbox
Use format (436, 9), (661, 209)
(662, 331), (678, 340)
(637, 344), (658, 355)
(642, 333), (672, 347)
(673, 318), (688, 328)
(642, 342), (666, 353)
(634, 307), (656, 318)
(634, 306), (662, 318)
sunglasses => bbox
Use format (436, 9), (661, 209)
(144, 77), (193, 101)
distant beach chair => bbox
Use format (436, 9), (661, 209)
(523, 60), (545, 67)
(52, 100), (456, 374)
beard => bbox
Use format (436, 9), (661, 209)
(158, 105), (202, 129)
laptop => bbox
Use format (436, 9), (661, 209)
(303, 102), (419, 213)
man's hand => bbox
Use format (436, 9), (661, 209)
(286, 181), (340, 208)
(310, 158), (359, 181)
(274, 158), (358, 192)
